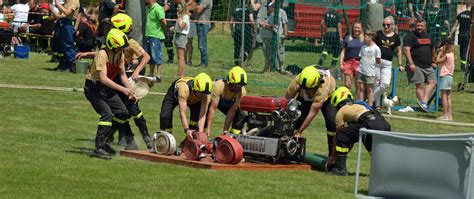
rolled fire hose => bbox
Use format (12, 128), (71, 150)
(183, 139), (202, 161)
(303, 153), (328, 170)
(152, 131), (177, 155)
(214, 135), (244, 165)
(191, 131), (209, 146)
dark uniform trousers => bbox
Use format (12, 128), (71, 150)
(319, 31), (341, 67)
(112, 76), (150, 144)
(84, 79), (130, 149)
(160, 80), (201, 133)
(335, 110), (391, 155)
(296, 96), (338, 156)
(205, 97), (245, 134)
(164, 24), (174, 62)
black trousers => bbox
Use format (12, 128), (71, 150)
(335, 110), (391, 155)
(204, 98), (245, 133)
(459, 33), (469, 65)
(160, 81), (201, 132)
(295, 96), (337, 133)
(84, 79), (129, 148)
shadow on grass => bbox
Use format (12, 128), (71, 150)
(65, 147), (113, 160)
(76, 138), (95, 142)
(348, 172), (370, 177)
(43, 67), (57, 71)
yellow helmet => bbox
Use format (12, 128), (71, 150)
(330, 86), (353, 107)
(227, 66), (248, 85)
(111, 13), (133, 33)
(193, 73), (213, 94)
(298, 66), (321, 89)
(106, 29), (129, 49)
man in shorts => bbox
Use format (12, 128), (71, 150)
(403, 18), (436, 112)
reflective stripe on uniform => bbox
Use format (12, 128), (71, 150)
(189, 120), (198, 126)
(332, 57), (339, 61)
(461, 60), (467, 65)
(132, 112), (143, 119)
(322, 51), (329, 56)
(163, 128), (172, 133)
(113, 117), (128, 124)
(327, 131), (336, 136)
(336, 146), (349, 153)
(98, 121), (112, 126)
(230, 128), (241, 134)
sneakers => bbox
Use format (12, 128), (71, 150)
(151, 76), (161, 83)
(417, 100), (429, 112)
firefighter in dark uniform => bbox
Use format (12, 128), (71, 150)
(160, 73), (213, 138)
(424, 3), (449, 47)
(160, 0), (177, 63)
(109, 13), (153, 149)
(318, 3), (343, 69)
(285, 66), (338, 158)
(84, 29), (137, 157)
(205, 66), (247, 136)
(450, 3), (471, 71)
(327, 87), (391, 176)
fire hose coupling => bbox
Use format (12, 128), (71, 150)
(152, 131), (177, 155)
(183, 130), (210, 161)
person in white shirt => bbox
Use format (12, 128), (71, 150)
(10, 0), (30, 33)
(356, 30), (381, 107)
(171, 1), (190, 78)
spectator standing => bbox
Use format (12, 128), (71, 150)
(172, 1), (190, 78)
(185, 0), (197, 66)
(49, 0), (81, 72)
(145, 0), (167, 82)
(450, 3), (471, 71)
(230, 0), (254, 66)
(403, 18), (436, 112)
(318, 3), (343, 70)
(259, 1), (287, 72)
(373, 17), (403, 109)
(192, 0), (212, 67)
(434, 39), (455, 121)
(246, 0), (262, 65)
(423, 3), (449, 47)
(161, 0), (177, 64)
(356, 30), (381, 107)
(339, 22), (364, 90)
(97, 0), (118, 38)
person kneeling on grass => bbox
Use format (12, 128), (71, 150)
(327, 86), (391, 176)
(205, 66), (247, 136)
(84, 29), (137, 157)
(159, 73), (213, 144)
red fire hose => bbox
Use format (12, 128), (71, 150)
(214, 135), (244, 165)
(191, 131), (209, 145)
(183, 139), (201, 161)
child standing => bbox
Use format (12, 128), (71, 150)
(172, 2), (190, 78)
(357, 30), (381, 107)
(435, 39), (455, 121)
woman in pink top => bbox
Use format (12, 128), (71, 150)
(434, 40), (455, 121)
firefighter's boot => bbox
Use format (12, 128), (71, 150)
(329, 155), (348, 176)
(134, 116), (152, 149)
(93, 125), (114, 156)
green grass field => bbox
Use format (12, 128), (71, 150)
(1, 26), (473, 198)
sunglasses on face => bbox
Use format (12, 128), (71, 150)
(383, 24), (392, 27)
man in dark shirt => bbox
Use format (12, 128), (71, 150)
(423, 3), (449, 46)
(97, 0), (118, 38)
(160, 0), (177, 64)
(318, 3), (343, 70)
(403, 18), (436, 112)
(450, 3), (471, 71)
(231, 2), (254, 66)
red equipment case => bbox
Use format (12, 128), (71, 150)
(240, 96), (287, 113)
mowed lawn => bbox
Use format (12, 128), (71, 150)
(1, 28), (474, 198)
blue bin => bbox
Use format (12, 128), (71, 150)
(14, 45), (30, 59)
